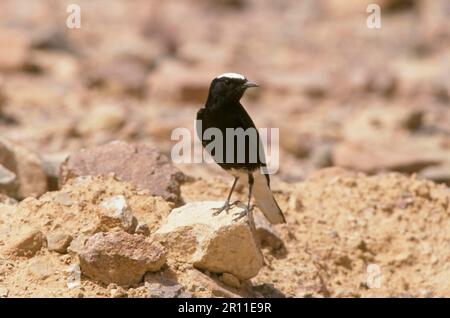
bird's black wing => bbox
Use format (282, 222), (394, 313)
(235, 104), (270, 186)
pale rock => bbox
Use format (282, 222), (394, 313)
(47, 233), (73, 254)
(67, 234), (91, 256)
(154, 201), (264, 280)
(98, 195), (137, 233)
(147, 282), (184, 298)
(66, 264), (81, 289)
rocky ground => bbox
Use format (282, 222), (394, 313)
(0, 0), (449, 298)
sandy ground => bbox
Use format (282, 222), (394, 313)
(0, 0), (449, 297)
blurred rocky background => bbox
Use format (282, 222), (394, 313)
(0, 0), (449, 298)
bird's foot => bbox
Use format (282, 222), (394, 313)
(232, 205), (254, 222)
(212, 200), (240, 216)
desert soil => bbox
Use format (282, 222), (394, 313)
(0, 0), (449, 298)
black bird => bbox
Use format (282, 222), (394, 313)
(196, 73), (286, 224)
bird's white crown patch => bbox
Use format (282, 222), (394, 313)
(217, 72), (246, 80)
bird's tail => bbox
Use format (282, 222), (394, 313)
(252, 170), (286, 224)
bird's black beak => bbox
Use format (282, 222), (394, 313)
(242, 80), (259, 89)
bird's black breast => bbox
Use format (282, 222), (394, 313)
(197, 102), (266, 172)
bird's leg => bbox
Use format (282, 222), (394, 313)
(213, 177), (239, 216)
(233, 173), (254, 221)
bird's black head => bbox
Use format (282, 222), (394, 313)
(206, 73), (258, 106)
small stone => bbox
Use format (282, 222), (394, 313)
(147, 283), (183, 298)
(66, 264), (81, 289)
(7, 229), (46, 257)
(67, 234), (91, 256)
(220, 273), (241, 288)
(99, 195), (136, 233)
(47, 233), (73, 254)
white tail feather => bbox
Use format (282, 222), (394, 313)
(252, 171), (286, 224)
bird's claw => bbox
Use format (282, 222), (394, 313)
(232, 211), (247, 222)
(232, 205), (254, 222)
(212, 200), (240, 216)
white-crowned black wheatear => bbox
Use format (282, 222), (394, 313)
(196, 73), (286, 224)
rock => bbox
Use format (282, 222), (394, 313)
(79, 231), (166, 286)
(0, 138), (48, 199)
(143, 272), (193, 297)
(98, 195), (137, 233)
(6, 229), (46, 257)
(0, 29), (30, 71)
(333, 141), (443, 173)
(47, 233), (73, 254)
(147, 282), (184, 298)
(220, 273), (241, 288)
(67, 234), (91, 256)
(254, 211), (285, 251)
(0, 164), (18, 197)
(154, 201), (264, 280)
(66, 264), (81, 289)
(185, 269), (241, 298)
(60, 140), (184, 203)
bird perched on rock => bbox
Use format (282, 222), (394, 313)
(196, 73), (286, 224)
